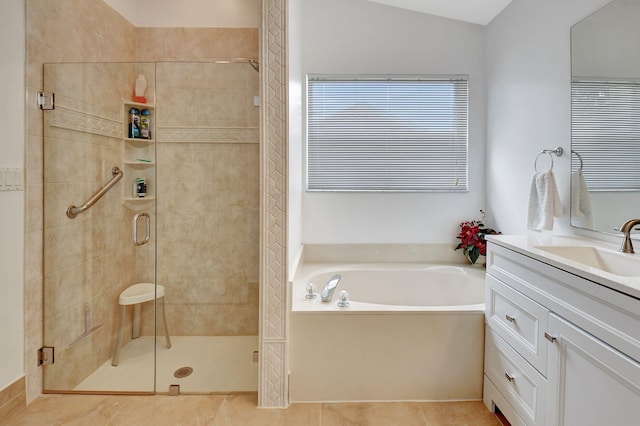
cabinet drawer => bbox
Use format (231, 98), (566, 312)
(486, 275), (549, 375)
(487, 243), (640, 364)
(485, 327), (547, 426)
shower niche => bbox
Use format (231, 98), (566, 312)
(42, 61), (260, 394)
(122, 100), (156, 208)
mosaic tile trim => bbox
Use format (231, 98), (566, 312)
(259, 0), (288, 408)
(49, 104), (121, 139)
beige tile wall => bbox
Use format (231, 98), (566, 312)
(136, 28), (258, 62)
(135, 30), (259, 336)
(26, 0), (137, 399)
(141, 61), (260, 336)
(42, 62), (149, 390)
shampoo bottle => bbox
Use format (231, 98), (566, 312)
(135, 74), (147, 103)
(128, 108), (140, 138)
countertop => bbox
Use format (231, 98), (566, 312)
(486, 234), (640, 300)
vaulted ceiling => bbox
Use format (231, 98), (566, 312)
(365, 0), (513, 25)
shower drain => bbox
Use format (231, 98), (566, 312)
(173, 366), (194, 379)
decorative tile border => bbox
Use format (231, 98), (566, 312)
(156, 127), (259, 143)
(259, 0), (288, 408)
(49, 104), (121, 139)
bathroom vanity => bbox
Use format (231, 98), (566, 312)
(483, 235), (640, 426)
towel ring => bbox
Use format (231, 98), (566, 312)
(534, 151), (554, 172)
(572, 150), (584, 171)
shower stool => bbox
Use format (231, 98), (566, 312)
(111, 283), (172, 366)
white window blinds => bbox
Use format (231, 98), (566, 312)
(307, 75), (468, 192)
(571, 79), (640, 191)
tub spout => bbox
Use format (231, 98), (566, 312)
(321, 274), (342, 302)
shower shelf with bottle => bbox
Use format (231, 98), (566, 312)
(122, 100), (155, 208)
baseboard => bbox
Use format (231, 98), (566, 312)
(0, 376), (26, 420)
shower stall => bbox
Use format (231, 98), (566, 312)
(42, 60), (260, 394)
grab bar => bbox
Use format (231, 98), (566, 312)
(67, 167), (123, 219)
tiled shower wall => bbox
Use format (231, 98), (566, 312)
(139, 61), (260, 336)
(25, 0), (137, 400)
(136, 30), (260, 336)
(42, 62), (141, 389)
(26, 0), (259, 401)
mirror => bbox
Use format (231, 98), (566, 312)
(570, 0), (640, 234)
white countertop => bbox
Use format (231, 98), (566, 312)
(487, 234), (640, 300)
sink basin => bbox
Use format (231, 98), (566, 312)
(534, 245), (640, 277)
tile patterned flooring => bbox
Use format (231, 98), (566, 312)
(3, 394), (502, 425)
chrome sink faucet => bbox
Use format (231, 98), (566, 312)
(321, 274), (342, 302)
(618, 218), (640, 253)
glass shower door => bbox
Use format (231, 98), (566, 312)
(42, 62), (159, 392)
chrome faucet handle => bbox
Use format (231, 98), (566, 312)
(337, 290), (350, 307)
(305, 283), (317, 299)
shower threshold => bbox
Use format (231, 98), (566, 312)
(74, 336), (258, 393)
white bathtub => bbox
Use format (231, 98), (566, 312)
(290, 263), (486, 402)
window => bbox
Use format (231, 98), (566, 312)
(306, 75), (468, 192)
(572, 79), (640, 191)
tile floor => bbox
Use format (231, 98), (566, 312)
(3, 394), (502, 426)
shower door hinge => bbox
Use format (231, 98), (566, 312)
(38, 346), (55, 366)
(38, 91), (55, 110)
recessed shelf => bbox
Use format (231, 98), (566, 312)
(123, 100), (155, 208)
(125, 100), (155, 109)
(124, 196), (156, 202)
(124, 161), (155, 166)
(124, 138), (155, 143)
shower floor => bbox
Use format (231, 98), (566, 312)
(75, 336), (258, 394)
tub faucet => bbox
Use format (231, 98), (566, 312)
(321, 274), (342, 302)
(618, 218), (640, 253)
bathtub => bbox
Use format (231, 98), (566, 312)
(290, 263), (486, 402)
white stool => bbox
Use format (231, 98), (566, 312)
(111, 283), (171, 366)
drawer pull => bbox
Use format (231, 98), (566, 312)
(505, 314), (516, 323)
(505, 372), (515, 382)
(544, 331), (557, 343)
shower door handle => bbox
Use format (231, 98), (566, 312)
(133, 213), (150, 246)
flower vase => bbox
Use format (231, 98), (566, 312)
(467, 253), (486, 267)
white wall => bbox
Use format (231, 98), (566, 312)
(300, 0), (486, 244)
(484, 0), (610, 235)
(0, 0), (25, 391)
(103, 0), (260, 27)
(288, 0), (304, 275)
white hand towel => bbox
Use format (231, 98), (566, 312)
(570, 171), (594, 228)
(526, 171), (562, 231)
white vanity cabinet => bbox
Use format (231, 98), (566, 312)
(546, 313), (640, 426)
(483, 240), (640, 426)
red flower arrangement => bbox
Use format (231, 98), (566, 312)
(455, 210), (501, 264)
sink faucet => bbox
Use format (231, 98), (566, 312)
(618, 218), (640, 253)
(321, 274), (342, 302)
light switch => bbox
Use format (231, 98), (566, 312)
(0, 168), (24, 191)
(4, 169), (13, 186)
(13, 170), (23, 189)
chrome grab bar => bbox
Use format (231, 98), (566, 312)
(66, 167), (123, 219)
(133, 212), (150, 246)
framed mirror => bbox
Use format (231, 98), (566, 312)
(570, 0), (640, 234)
